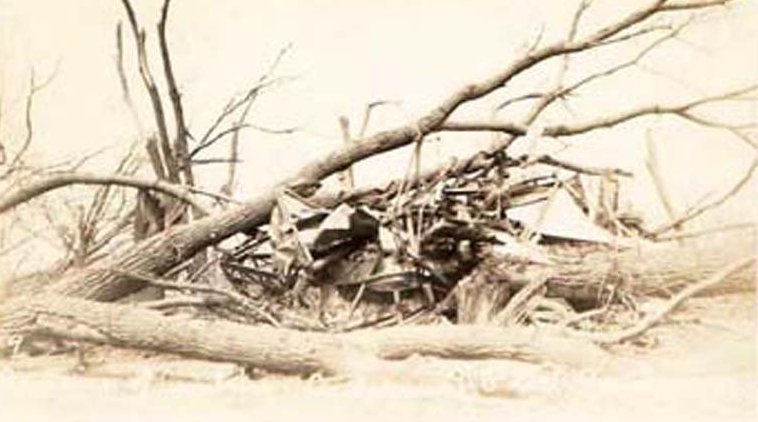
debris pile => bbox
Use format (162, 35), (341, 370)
(218, 157), (643, 331)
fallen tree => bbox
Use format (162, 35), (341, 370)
(1, 255), (750, 377)
(0, 294), (610, 375)
(3, 0), (752, 303)
(1, 0), (756, 376)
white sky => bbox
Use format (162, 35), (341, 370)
(0, 0), (756, 261)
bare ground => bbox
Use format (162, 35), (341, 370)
(1, 291), (755, 422)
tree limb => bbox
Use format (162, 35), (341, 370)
(581, 255), (754, 344)
(158, 0), (193, 186)
(119, 0), (179, 182)
(650, 156), (757, 236)
(23, 0), (742, 302)
(441, 85), (758, 138)
(0, 173), (211, 215)
(0, 294), (607, 375)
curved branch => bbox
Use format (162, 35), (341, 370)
(440, 85), (758, 138)
(650, 156), (757, 236)
(582, 255), (754, 345)
(0, 172), (211, 215)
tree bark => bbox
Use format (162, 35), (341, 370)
(44, 194), (274, 300)
(0, 294), (607, 376)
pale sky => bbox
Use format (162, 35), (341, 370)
(0, 0), (756, 273)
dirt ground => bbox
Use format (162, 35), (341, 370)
(1, 291), (755, 422)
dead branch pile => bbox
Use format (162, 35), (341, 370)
(212, 156), (753, 332)
(2, 155), (752, 379)
(217, 161), (629, 328)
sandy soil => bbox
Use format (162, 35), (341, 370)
(1, 292), (755, 422)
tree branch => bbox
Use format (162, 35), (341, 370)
(25, 0), (742, 302)
(650, 156), (757, 236)
(158, 0), (193, 186)
(581, 255), (754, 344)
(440, 85), (758, 139)
(119, 0), (179, 182)
(528, 154), (633, 177)
(1, 294), (607, 375)
(108, 268), (280, 326)
(0, 73), (49, 180)
(0, 173), (211, 215)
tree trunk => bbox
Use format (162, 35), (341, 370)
(0, 294), (607, 376)
(44, 193), (275, 300)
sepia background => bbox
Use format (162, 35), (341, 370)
(1, 2), (756, 421)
